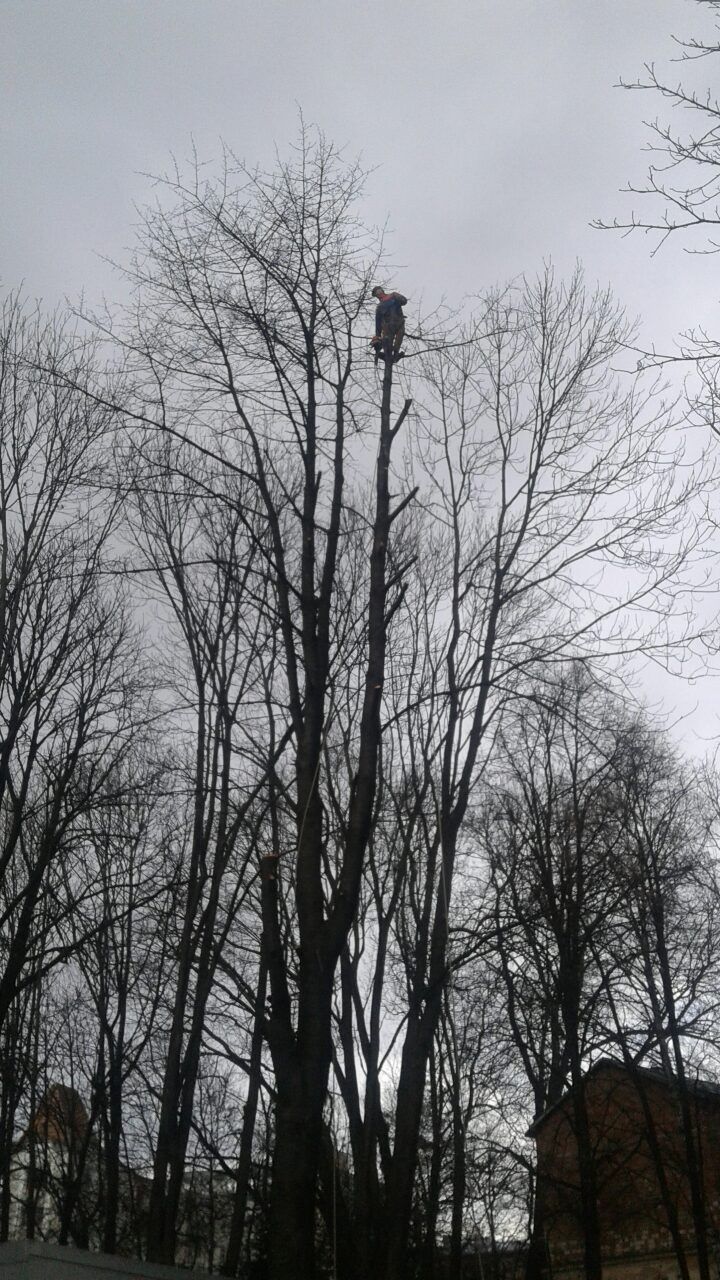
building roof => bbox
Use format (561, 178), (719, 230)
(527, 1056), (720, 1137)
(30, 1085), (89, 1144)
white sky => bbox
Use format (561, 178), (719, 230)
(3, 0), (720, 748)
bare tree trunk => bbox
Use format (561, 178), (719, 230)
(449, 1100), (466, 1280)
(420, 1049), (444, 1280)
(384, 999), (439, 1280)
(661, 984), (711, 1280)
(265, 356), (406, 1280)
(222, 952), (268, 1277)
(566, 1055), (602, 1280)
(266, 970), (334, 1279)
(317, 1123), (359, 1280)
(523, 1190), (549, 1280)
(597, 949), (692, 1280)
(102, 1054), (123, 1254)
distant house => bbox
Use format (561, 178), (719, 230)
(529, 1059), (720, 1280)
(7, 1084), (110, 1248)
(435, 1236), (526, 1280)
(6, 1084), (234, 1271)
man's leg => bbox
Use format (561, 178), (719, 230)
(381, 318), (404, 362)
(392, 319), (405, 359)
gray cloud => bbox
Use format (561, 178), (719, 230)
(3, 0), (717, 742)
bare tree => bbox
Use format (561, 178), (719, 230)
(607, 724), (720, 1280)
(121, 442), (275, 1264)
(593, 0), (720, 433)
(0, 296), (145, 1230)
(482, 668), (636, 1280)
(69, 753), (179, 1254)
(594, 2), (720, 253)
(377, 266), (702, 1280)
(103, 128), (416, 1277)
(1, 122), (710, 1279)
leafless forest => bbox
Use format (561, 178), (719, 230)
(5, 15), (720, 1277)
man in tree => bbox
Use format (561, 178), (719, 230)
(370, 285), (408, 362)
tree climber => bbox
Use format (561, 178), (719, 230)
(370, 286), (408, 364)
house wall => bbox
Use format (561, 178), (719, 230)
(535, 1065), (720, 1279)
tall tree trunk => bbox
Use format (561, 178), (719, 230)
(222, 952), (268, 1277)
(600, 961), (692, 1280)
(265, 357), (407, 1280)
(449, 1103), (466, 1280)
(266, 962), (334, 1280)
(148, 710), (236, 1263)
(384, 999), (438, 1280)
(102, 1053), (123, 1254)
(420, 1050), (444, 1280)
(655, 928), (711, 1280)
(566, 1049), (602, 1280)
(523, 1187), (549, 1280)
(317, 1122), (359, 1280)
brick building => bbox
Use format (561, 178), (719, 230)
(529, 1059), (720, 1280)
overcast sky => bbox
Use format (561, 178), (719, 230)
(3, 0), (720, 744)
